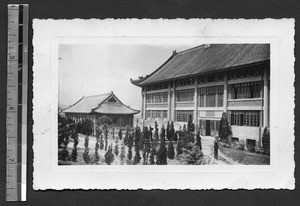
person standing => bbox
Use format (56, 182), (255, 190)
(214, 136), (219, 159)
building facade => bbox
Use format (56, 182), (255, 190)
(63, 91), (139, 128)
(131, 44), (270, 146)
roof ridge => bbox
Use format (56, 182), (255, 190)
(84, 92), (112, 98)
(176, 44), (206, 55)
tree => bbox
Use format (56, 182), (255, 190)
(135, 125), (141, 150)
(170, 121), (175, 141)
(71, 123), (79, 161)
(120, 143), (126, 165)
(83, 136), (90, 164)
(196, 130), (202, 150)
(118, 129), (123, 140)
(167, 141), (175, 159)
(104, 145), (115, 165)
(156, 141), (167, 165)
(166, 121), (171, 141)
(127, 148), (133, 161)
(262, 127), (270, 155)
(154, 121), (159, 140)
(187, 114), (195, 133)
(160, 125), (166, 144)
(114, 141), (119, 156)
(133, 148), (141, 164)
(124, 126), (130, 146)
(219, 112), (231, 142)
(142, 127), (151, 164)
(100, 134), (104, 150)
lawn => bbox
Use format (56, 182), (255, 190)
(219, 145), (270, 165)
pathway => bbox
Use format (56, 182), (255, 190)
(201, 136), (228, 165)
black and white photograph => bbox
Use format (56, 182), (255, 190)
(58, 43), (270, 166)
(32, 19), (294, 190)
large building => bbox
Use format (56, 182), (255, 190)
(131, 44), (270, 145)
(63, 91), (139, 127)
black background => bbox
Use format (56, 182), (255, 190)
(0, 0), (299, 205)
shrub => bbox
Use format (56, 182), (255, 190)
(262, 127), (270, 155)
(156, 140), (167, 165)
(247, 144), (256, 153)
(196, 131), (202, 150)
(133, 149), (141, 165)
(170, 121), (175, 141)
(114, 142), (119, 156)
(167, 141), (175, 159)
(187, 114), (195, 133)
(118, 129), (123, 140)
(83, 136), (90, 164)
(95, 141), (100, 163)
(154, 121), (159, 141)
(100, 134), (104, 150)
(104, 146), (114, 165)
(120, 143), (126, 164)
(219, 112), (231, 142)
(127, 148), (133, 161)
(71, 133), (79, 161)
(166, 121), (171, 141)
(178, 143), (203, 165)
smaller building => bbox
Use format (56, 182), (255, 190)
(63, 91), (139, 127)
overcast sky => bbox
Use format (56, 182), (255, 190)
(58, 43), (195, 111)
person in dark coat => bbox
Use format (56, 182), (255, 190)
(214, 136), (219, 159)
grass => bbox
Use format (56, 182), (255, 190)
(219, 145), (270, 165)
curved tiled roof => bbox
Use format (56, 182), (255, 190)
(138, 44), (270, 85)
(63, 92), (139, 115)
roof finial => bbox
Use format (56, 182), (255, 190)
(172, 50), (177, 56)
(111, 90), (113, 94)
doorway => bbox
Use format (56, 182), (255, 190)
(205, 120), (211, 136)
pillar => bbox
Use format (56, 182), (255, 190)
(263, 68), (269, 128)
(172, 80), (176, 121)
(224, 72), (228, 113)
(194, 78), (198, 131)
(141, 89), (144, 120)
(168, 82), (171, 121)
(93, 115), (96, 136)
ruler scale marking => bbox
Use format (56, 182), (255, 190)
(6, 4), (28, 202)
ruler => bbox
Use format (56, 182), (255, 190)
(6, 4), (28, 202)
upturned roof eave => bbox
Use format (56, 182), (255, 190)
(138, 60), (270, 86)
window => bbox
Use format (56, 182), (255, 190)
(145, 111), (151, 119)
(217, 93), (223, 107)
(176, 90), (194, 102)
(145, 110), (168, 119)
(146, 92), (168, 103)
(176, 110), (193, 122)
(198, 85), (224, 107)
(229, 111), (260, 127)
(206, 94), (216, 107)
(163, 111), (168, 119)
(230, 81), (262, 99)
(112, 117), (117, 124)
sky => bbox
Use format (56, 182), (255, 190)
(58, 43), (195, 111)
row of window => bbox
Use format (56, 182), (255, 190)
(176, 110), (194, 122)
(146, 92), (168, 103)
(145, 110), (168, 119)
(175, 89), (194, 102)
(146, 81), (262, 106)
(229, 111), (261, 127)
(230, 81), (261, 99)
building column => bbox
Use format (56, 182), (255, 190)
(93, 114), (96, 136)
(172, 80), (176, 121)
(194, 78), (198, 131)
(143, 91), (146, 121)
(224, 72), (228, 113)
(168, 82), (171, 121)
(141, 90), (144, 120)
(263, 68), (269, 128)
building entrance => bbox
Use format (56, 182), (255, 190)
(199, 119), (220, 137)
